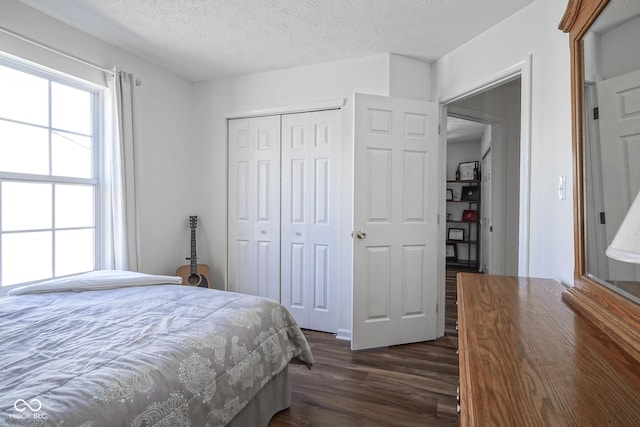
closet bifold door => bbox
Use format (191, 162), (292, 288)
(227, 116), (281, 301)
(281, 110), (341, 333)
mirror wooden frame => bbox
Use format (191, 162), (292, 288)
(560, 0), (640, 362)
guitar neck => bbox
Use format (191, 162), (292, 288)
(190, 228), (198, 274)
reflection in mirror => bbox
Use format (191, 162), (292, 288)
(583, 1), (640, 303)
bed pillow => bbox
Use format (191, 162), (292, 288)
(7, 270), (183, 296)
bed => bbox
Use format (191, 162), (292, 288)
(0, 270), (313, 426)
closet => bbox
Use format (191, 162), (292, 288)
(227, 110), (341, 333)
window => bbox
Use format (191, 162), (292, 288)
(0, 58), (100, 287)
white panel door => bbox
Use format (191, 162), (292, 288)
(352, 94), (439, 350)
(228, 116), (281, 301)
(597, 68), (640, 281)
(281, 110), (341, 333)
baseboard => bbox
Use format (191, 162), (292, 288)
(335, 328), (351, 341)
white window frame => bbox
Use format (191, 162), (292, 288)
(0, 55), (104, 287)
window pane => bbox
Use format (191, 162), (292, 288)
(55, 228), (94, 277)
(2, 181), (52, 231)
(55, 184), (95, 228)
(52, 82), (92, 135)
(0, 64), (48, 126)
(0, 120), (49, 174)
(2, 231), (52, 286)
(52, 131), (92, 178)
(0, 61), (100, 286)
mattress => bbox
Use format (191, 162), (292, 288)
(0, 272), (313, 426)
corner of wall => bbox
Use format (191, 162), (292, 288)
(389, 53), (432, 100)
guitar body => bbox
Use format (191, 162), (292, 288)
(176, 264), (211, 288)
(177, 216), (212, 288)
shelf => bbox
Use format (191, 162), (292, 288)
(447, 260), (479, 268)
(446, 173), (480, 272)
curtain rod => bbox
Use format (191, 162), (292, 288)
(0, 25), (115, 76)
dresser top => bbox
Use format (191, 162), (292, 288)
(457, 273), (640, 426)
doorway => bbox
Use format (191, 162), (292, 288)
(445, 116), (486, 271)
(445, 77), (523, 276)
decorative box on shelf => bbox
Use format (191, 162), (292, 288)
(462, 210), (477, 222)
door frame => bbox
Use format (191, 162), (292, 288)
(438, 57), (532, 334)
(481, 147), (492, 273)
(583, 83), (609, 279)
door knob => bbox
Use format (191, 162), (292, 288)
(356, 230), (367, 239)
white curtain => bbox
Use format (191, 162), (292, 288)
(102, 70), (140, 271)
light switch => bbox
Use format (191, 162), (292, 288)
(558, 175), (566, 200)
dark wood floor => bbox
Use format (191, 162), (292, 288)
(269, 269), (462, 426)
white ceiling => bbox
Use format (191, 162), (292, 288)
(18, 0), (535, 82)
(447, 116), (487, 143)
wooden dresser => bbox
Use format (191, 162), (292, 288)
(457, 273), (640, 426)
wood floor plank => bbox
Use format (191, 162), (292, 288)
(269, 269), (464, 427)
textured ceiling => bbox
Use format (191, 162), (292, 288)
(447, 116), (487, 143)
(19, 0), (535, 82)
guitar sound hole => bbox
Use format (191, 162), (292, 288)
(187, 274), (200, 285)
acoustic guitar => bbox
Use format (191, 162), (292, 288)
(176, 216), (211, 288)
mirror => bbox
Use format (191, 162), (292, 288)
(582, 1), (640, 303)
(560, 0), (640, 363)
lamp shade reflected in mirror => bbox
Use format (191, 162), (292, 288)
(607, 192), (640, 264)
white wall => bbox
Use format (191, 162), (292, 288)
(435, 0), (574, 284)
(599, 14), (640, 80)
(390, 54), (432, 99)
(192, 53), (431, 336)
(584, 14), (640, 83)
(2, 0), (195, 276)
(446, 141), (481, 183)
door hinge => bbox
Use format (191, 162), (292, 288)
(600, 211), (606, 224)
(438, 124), (441, 135)
(436, 302), (439, 314)
(593, 107), (599, 120)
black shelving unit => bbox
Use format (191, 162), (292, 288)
(446, 180), (481, 270)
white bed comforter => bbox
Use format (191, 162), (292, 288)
(0, 278), (313, 427)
